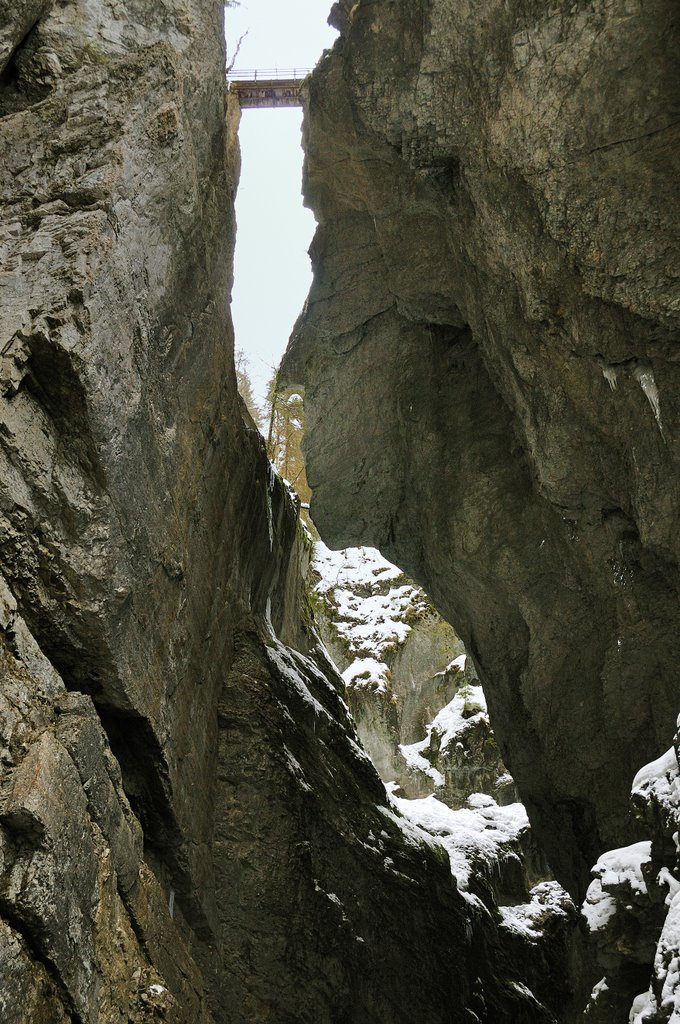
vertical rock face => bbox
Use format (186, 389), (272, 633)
(0, 1), (253, 1017)
(5, 0), (677, 1017)
(0, 0), (240, 933)
(1, 3), (552, 1022)
(283, 0), (680, 899)
(1, 1), (239, 1017)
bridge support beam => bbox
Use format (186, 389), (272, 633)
(229, 79), (304, 109)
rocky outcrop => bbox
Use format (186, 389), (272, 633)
(580, 728), (680, 1022)
(0, 2), (578, 1020)
(310, 540), (463, 781)
(398, 674), (520, 807)
(310, 539), (517, 805)
(390, 787), (581, 1022)
(284, 0), (680, 901)
(0, 589), (213, 1023)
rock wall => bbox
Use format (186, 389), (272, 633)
(6, 0), (677, 1018)
(283, 0), (680, 901)
(0, 2), (562, 1021)
(1, 1), (236, 1018)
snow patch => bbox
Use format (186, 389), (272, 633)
(659, 866), (680, 906)
(596, 841), (651, 896)
(399, 736), (445, 788)
(500, 881), (574, 940)
(632, 746), (680, 823)
(582, 841), (652, 932)
(343, 656), (391, 693)
(629, 990), (655, 1023)
(430, 685), (487, 753)
(313, 541), (403, 592)
(435, 654), (467, 677)
(389, 790), (529, 894)
(398, 685), (489, 789)
(312, 541), (429, 693)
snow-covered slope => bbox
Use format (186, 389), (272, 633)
(309, 539), (576, 1017)
(311, 540), (515, 802)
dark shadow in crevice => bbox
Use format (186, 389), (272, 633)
(0, 15), (53, 118)
(23, 332), (106, 489)
(96, 707), (175, 853)
(95, 705), (214, 942)
(0, 893), (84, 1024)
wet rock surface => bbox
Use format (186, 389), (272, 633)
(1, 0), (235, 1015)
(284, 0), (680, 902)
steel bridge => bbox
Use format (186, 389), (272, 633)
(227, 69), (311, 109)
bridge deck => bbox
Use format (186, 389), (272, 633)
(227, 69), (310, 109)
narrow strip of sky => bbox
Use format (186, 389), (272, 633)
(226, 2), (337, 409)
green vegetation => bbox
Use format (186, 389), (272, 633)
(458, 675), (484, 718)
(234, 353), (310, 509)
(235, 349), (263, 427)
(264, 373), (309, 501)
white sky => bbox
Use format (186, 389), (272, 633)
(226, 2), (337, 406)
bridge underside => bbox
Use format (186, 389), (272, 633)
(230, 80), (302, 109)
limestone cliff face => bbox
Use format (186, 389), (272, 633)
(284, 0), (680, 900)
(0, 3), (539, 1022)
(1, 2), (235, 1017)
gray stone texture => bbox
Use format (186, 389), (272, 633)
(0, 1), (544, 1020)
(284, 0), (680, 900)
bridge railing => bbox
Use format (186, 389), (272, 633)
(227, 68), (312, 82)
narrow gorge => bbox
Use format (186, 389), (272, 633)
(0, 1), (678, 1022)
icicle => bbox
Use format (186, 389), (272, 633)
(594, 355), (618, 391)
(265, 487), (274, 550)
(602, 366), (617, 391)
(632, 362), (663, 435)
